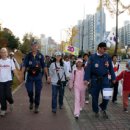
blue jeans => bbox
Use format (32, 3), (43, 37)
(52, 84), (64, 111)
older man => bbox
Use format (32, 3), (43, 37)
(84, 42), (116, 119)
(22, 40), (48, 113)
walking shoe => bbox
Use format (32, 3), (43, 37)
(102, 111), (108, 119)
(85, 100), (89, 104)
(52, 109), (56, 113)
(123, 108), (128, 113)
(10, 104), (13, 112)
(112, 101), (118, 104)
(29, 103), (33, 110)
(0, 110), (6, 117)
(59, 106), (63, 109)
(74, 115), (79, 120)
(34, 106), (39, 113)
(95, 112), (99, 118)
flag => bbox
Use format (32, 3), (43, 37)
(107, 31), (116, 45)
(64, 43), (79, 56)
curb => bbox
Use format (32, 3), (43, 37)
(12, 82), (25, 95)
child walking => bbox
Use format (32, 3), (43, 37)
(116, 60), (130, 113)
(69, 58), (86, 119)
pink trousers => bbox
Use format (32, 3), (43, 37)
(74, 88), (85, 116)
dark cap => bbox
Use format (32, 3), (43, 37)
(31, 40), (39, 46)
(98, 42), (107, 48)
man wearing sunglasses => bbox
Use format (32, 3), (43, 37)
(84, 42), (116, 119)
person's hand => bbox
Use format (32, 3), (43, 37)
(112, 80), (116, 84)
(69, 88), (72, 91)
(84, 80), (89, 86)
(47, 76), (51, 84)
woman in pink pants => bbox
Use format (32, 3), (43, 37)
(69, 58), (86, 119)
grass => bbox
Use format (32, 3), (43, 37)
(12, 50), (23, 91)
(12, 76), (20, 90)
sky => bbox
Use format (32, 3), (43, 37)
(0, 0), (130, 43)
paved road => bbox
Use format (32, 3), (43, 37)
(0, 82), (76, 130)
(0, 62), (130, 130)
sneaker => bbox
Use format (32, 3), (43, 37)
(123, 108), (128, 113)
(85, 100), (89, 104)
(102, 111), (109, 119)
(34, 106), (39, 113)
(95, 112), (99, 118)
(80, 108), (83, 111)
(74, 115), (79, 120)
(29, 103), (33, 110)
(52, 109), (56, 113)
(112, 101), (118, 104)
(59, 106), (63, 109)
(0, 110), (6, 117)
(10, 104), (13, 112)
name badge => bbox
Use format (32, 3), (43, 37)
(29, 61), (32, 65)
(95, 63), (99, 68)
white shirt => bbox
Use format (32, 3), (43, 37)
(0, 58), (15, 82)
(64, 61), (72, 77)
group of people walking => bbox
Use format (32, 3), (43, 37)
(0, 40), (130, 121)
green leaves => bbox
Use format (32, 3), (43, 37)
(0, 28), (20, 49)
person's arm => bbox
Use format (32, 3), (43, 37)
(13, 58), (20, 70)
(116, 71), (124, 81)
(84, 56), (92, 85)
(108, 56), (116, 83)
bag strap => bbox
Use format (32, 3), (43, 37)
(55, 62), (63, 81)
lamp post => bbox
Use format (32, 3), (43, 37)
(81, 20), (84, 56)
(114, 0), (119, 55)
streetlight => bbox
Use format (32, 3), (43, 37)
(114, 0), (119, 55)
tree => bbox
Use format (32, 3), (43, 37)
(65, 26), (78, 46)
(103, 0), (130, 54)
(0, 28), (20, 49)
(20, 33), (36, 54)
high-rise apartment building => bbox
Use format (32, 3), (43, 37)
(73, 7), (106, 53)
(118, 21), (130, 47)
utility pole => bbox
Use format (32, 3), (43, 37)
(114, 0), (119, 55)
(81, 20), (84, 56)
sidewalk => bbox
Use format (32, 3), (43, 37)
(65, 87), (130, 130)
(0, 81), (130, 130)
(0, 82), (77, 130)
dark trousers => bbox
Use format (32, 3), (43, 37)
(91, 86), (109, 113)
(112, 82), (119, 102)
(52, 84), (64, 111)
(25, 75), (42, 107)
(0, 81), (14, 111)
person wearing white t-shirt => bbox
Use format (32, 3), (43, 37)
(0, 48), (20, 116)
(64, 55), (72, 78)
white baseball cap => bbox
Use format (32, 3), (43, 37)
(55, 51), (62, 56)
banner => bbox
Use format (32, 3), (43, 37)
(64, 44), (79, 56)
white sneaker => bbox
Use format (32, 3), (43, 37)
(80, 108), (83, 111)
(10, 104), (13, 112)
(85, 100), (89, 104)
(0, 110), (6, 116)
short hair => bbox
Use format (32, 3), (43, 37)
(97, 42), (107, 49)
(83, 53), (89, 58)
